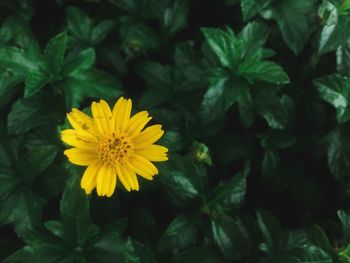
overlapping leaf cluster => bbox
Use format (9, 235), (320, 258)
(1, 0), (350, 262)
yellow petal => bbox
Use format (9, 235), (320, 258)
(133, 125), (164, 149)
(135, 145), (168, 162)
(112, 97), (132, 132)
(116, 166), (131, 192)
(128, 155), (158, 180)
(71, 108), (99, 134)
(96, 164), (116, 197)
(66, 109), (98, 138)
(64, 148), (96, 166)
(61, 129), (96, 150)
(120, 165), (139, 191)
(91, 100), (112, 135)
(126, 161), (153, 181)
(126, 111), (151, 138)
(81, 160), (102, 194)
(133, 154), (158, 174)
(91, 100), (112, 134)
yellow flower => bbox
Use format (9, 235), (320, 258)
(61, 97), (168, 197)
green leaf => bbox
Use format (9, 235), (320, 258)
(171, 246), (224, 263)
(256, 208), (287, 253)
(254, 90), (293, 129)
(337, 39), (350, 76)
(201, 76), (236, 122)
(44, 31), (67, 78)
(7, 93), (61, 135)
(314, 74), (350, 124)
(240, 0), (273, 21)
(201, 27), (244, 69)
(338, 210), (350, 243)
(0, 45), (41, 74)
(319, 1), (350, 54)
(18, 145), (58, 182)
(261, 150), (280, 181)
(0, 187), (46, 235)
(90, 219), (127, 261)
(44, 220), (65, 239)
(260, 246), (332, 263)
(210, 132), (254, 164)
(0, 68), (23, 109)
(207, 173), (247, 213)
(120, 19), (160, 58)
(261, 0), (316, 54)
(130, 208), (158, 248)
(240, 22), (270, 56)
(211, 214), (253, 261)
(62, 69), (123, 108)
(261, 132), (297, 150)
(158, 154), (206, 207)
(90, 20), (115, 45)
(60, 175), (97, 246)
(123, 238), (156, 263)
(158, 213), (199, 251)
(308, 225), (338, 261)
(63, 48), (96, 76)
(66, 6), (92, 41)
(162, 0), (190, 37)
(238, 60), (290, 84)
(2, 245), (67, 263)
(136, 61), (172, 91)
(24, 70), (49, 98)
(118, 0), (164, 19)
(0, 16), (41, 57)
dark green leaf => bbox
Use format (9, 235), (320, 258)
(256, 208), (287, 253)
(171, 246), (224, 263)
(0, 187), (46, 235)
(308, 225), (338, 261)
(0, 68), (23, 109)
(162, 0), (189, 37)
(254, 90), (292, 129)
(261, 132), (296, 150)
(66, 6), (92, 41)
(261, 150), (280, 181)
(123, 238), (156, 263)
(201, 76), (236, 122)
(261, 0), (316, 54)
(7, 94), (61, 135)
(327, 125), (350, 179)
(337, 39), (350, 76)
(238, 60), (290, 84)
(319, 1), (350, 54)
(63, 48), (95, 76)
(211, 214), (253, 261)
(159, 154), (206, 207)
(62, 69), (123, 108)
(338, 210), (350, 243)
(91, 20), (115, 45)
(18, 145), (58, 182)
(260, 246), (332, 263)
(207, 173), (246, 212)
(44, 32), (67, 77)
(60, 175), (97, 245)
(158, 213), (199, 251)
(315, 74), (350, 123)
(240, 0), (273, 21)
(201, 27), (244, 69)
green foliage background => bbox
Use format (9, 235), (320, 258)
(1, 0), (350, 262)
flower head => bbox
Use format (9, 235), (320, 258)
(61, 97), (168, 197)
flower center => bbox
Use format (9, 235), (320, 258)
(97, 132), (133, 166)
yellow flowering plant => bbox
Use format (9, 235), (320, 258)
(61, 97), (168, 197)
